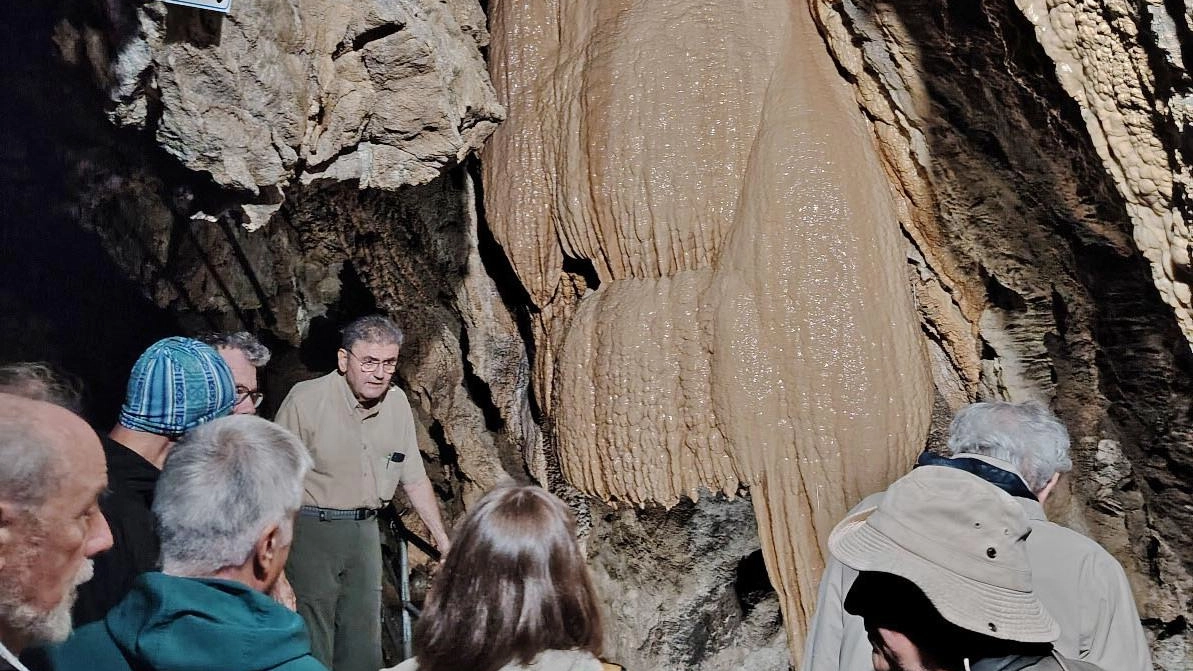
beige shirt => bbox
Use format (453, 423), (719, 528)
(802, 491), (1153, 671)
(275, 371), (427, 510)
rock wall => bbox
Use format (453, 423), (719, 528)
(812, 0), (1193, 665)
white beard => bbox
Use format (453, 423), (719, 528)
(0, 559), (93, 646)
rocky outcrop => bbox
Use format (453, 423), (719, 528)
(812, 0), (1193, 665)
(588, 495), (789, 671)
(54, 0), (503, 230)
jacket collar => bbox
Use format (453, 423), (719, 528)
(914, 451), (1038, 501)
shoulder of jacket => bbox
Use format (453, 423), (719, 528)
(1030, 521), (1125, 572)
(44, 622), (125, 668)
(282, 373), (337, 402)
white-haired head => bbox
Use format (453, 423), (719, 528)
(197, 331), (271, 367)
(946, 401), (1072, 493)
(153, 415), (311, 576)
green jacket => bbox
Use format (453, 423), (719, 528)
(43, 573), (326, 671)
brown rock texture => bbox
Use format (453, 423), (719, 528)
(55, 0), (504, 228)
(812, 0), (1193, 666)
(483, 0), (935, 659)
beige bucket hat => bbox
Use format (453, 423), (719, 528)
(828, 465), (1060, 643)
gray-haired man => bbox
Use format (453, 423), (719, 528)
(830, 466), (1104, 671)
(42, 415), (326, 671)
(199, 331), (271, 415)
(276, 315), (450, 671)
(802, 401), (1151, 671)
(0, 395), (112, 671)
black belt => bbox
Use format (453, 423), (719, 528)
(299, 505), (378, 521)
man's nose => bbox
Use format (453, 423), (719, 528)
(86, 512), (114, 556)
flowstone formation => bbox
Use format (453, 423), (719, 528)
(483, 0), (934, 660)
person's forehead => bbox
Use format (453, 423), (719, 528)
(34, 417), (106, 506)
(218, 346), (254, 369)
(351, 341), (400, 358)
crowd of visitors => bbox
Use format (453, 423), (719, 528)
(0, 314), (1155, 671)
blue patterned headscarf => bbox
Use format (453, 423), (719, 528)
(119, 337), (235, 436)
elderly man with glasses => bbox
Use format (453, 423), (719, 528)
(198, 331), (271, 415)
(275, 315), (450, 671)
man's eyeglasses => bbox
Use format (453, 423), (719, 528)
(235, 386), (265, 408)
(347, 349), (398, 374)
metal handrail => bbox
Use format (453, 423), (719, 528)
(381, 511), (438, 661)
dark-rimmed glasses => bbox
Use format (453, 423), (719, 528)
(235, 386), (265, 408)
(347, 349), (398, 374)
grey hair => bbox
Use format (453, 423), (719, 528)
(0, 395), (61, 507)
(946, 401), (1073, 492)
(197, 332), (272, 367)
(153, 415), (312, 576)
(0, 362), (83, 414)
(341, 314), (404, 350)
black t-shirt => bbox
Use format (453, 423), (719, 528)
(71, 434), (161, 626)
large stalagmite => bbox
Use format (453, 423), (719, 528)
(484, 0), (934, 659)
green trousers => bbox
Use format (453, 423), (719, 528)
(286, 515), (382, 671)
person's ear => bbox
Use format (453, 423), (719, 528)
(337, 348), (349, 375)
(253, 522), (283, 582)
(1036, 472), (1061, 504)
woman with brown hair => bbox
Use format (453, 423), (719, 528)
(384, 483), (605, 671)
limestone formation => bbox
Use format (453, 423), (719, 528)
(484, 0), (935, 658)
(55, 0), (504, 230)
(812, 0), (1192, 665)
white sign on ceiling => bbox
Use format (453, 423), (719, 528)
(162, 0), (231, 13)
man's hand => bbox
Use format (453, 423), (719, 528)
(270, 572), (297, 611)
(403, 478), (452, 561)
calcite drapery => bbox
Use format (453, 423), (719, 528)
(484, 0), (934, 659)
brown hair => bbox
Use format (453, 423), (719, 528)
(415, 483), (603, 671)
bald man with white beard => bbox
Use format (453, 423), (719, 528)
(0, 394), (112, 671)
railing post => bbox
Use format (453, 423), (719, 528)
(398, 532), (414, 661)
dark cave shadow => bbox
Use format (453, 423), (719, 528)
(164, 3), (224, 47)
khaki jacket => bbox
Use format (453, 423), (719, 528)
(802, 493), (1152, 671)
